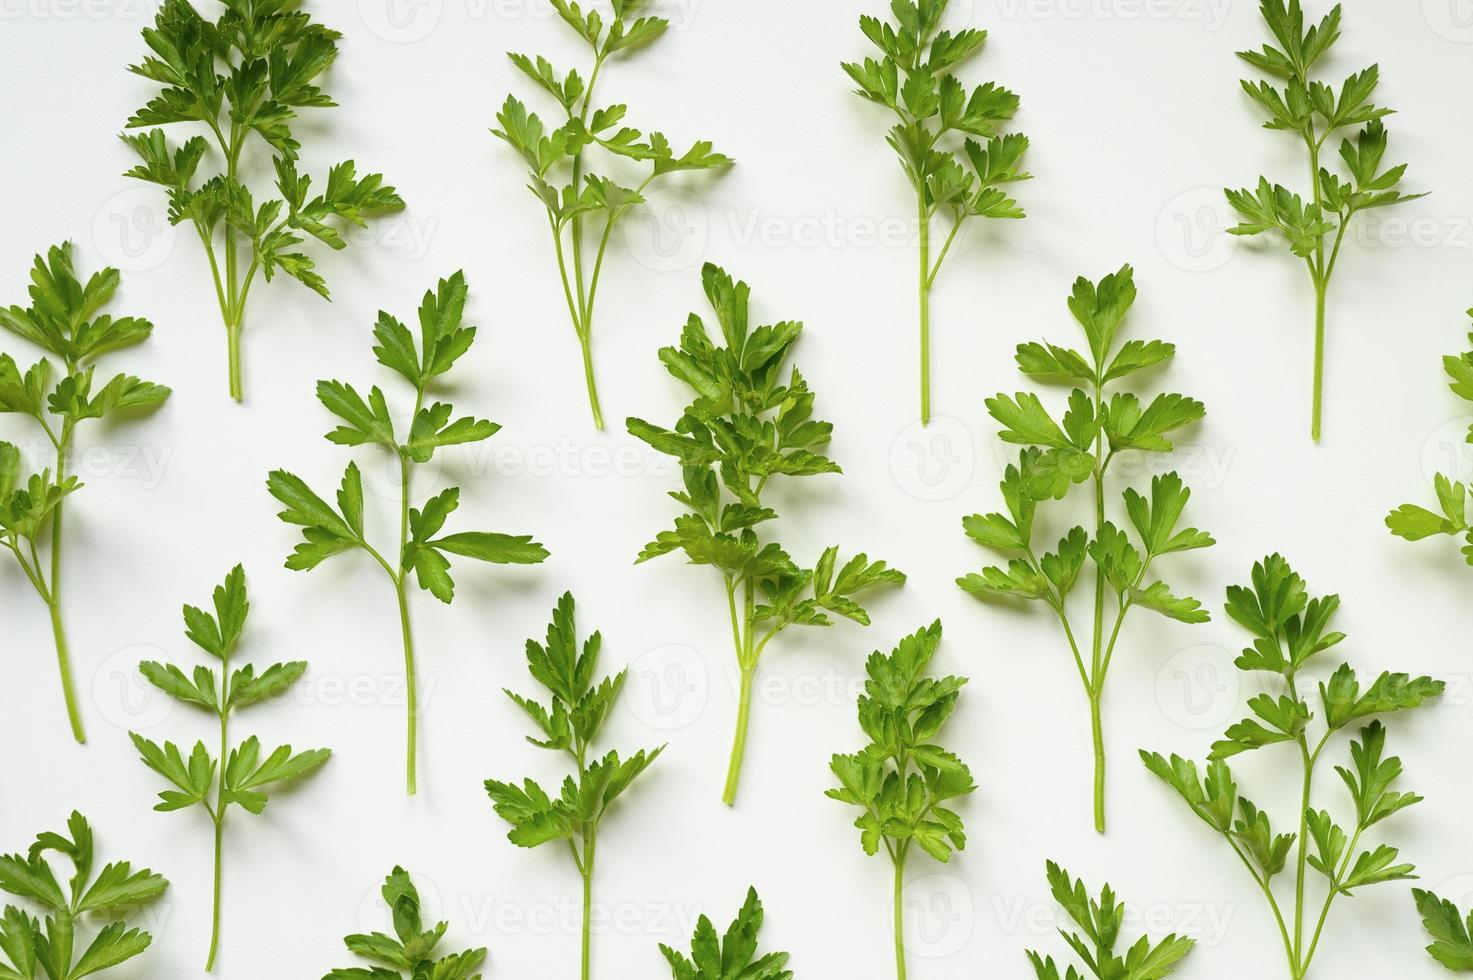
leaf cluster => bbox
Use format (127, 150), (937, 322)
(1387, 310), (1473, 560)
(843, 0), (1030, 223)
(0, 244), (169, 551)
(123, 0), (404, 298)
(1025, 861), (1194, 980)
(828, 622), (976, 866)
(1226, 0), (1423, 265)
(0, 813), (167, 980)
(1142, 555), (1443, 901)
(959, 265), (1211, 626)
(267, 272), (548, 600)
(493, 0), (729, 230)
(660, 888), (792, 980)
(486, 594), (662, 852)
(1415, 889), (1473, 972)
(628, 264), (904, 641)
(324, 867), (486, 980)
(131, 566), (329, 818)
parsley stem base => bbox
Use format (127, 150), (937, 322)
(580, 870), (592, 980)
(226, 322), (243, 403)
(893, 853), (908, 980)
(721, 664), (756, 806)
(579, 331), (605, 431)
(396, 578), (418, 796)
(1090, 693), (1105, 834)
(1311, 286), (1326, 443)
(47, 598), (85, 744)
(205, 816), (223, 971)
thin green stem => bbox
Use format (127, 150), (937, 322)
(722, 662), (756, 807)
(206, 642), (232, 971)
(396, 446), (419, 797)
(893, 849), (909, 980)
(48, 419), (83, 744)
(580, 831), (596, 980)
(1088, 692), (1105, 835)
(1299, 825), (1361, 976)
(927, 218), (963, 289)
(917, 194), (932, 426)
(1088, 419), (1108, 832)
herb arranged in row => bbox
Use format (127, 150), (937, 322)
(1142, 554), (1443, 979)
(486, 593), (661, 980)
(0, 243), (170, 743)
(0, 812), (168, 979)
(324, 867), (486, 979)
(844, 0), (1029, 425)
(269, 272), (548, 795)
(828, 621), (975, 980)
(1226, 0), (1424, 441)
(493, 0), (730, 429)
(1387, 309), (1473, 557)
(1025, 861), (1195, 980)
(124, 0), (403, 401)
(959, 264), (1210, 833)
(131, 565), (330, 971)
(628, 263), (904, 805)
(661, 887), (792, 980)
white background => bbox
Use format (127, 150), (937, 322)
(2, 0), (1472, 977)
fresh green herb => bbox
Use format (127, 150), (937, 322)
(827, 621), (974, 980)
(1226, 0), (1424, 442)
(958, 264), (1210, 834)
(843, 0), (1029, 425)
(1142, 554), (1444, 980)
(486, 593), (661, 980)
(123, 0), (405, 401)
(324, 867), (486, 980)
(0, 243), (171, 744)
(1387, 309), (1473, 553)
(268, 272), (548, 796)
(1414, 888), (1473, 971)
(0, 811), (169, 979)
(1025, 861), (1195, 980)
(627, 263), (905, 805)
(129, 565), (329, 971)
(660, 887), (792, 980)
(492, 0), (731, 429)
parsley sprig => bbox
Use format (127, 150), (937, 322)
(1025, 861), (1195, 980)
(324, 867), (486, 980)
(268, 272), (548, 795)
(492, 0), (731, 429)
(1227, 0), (1424, 442)
(1415, 888), (1473, 972)
(660, 888), (792, 980)
(628, 263), (905, 805)
(0, 243), (171, 744)
(959, 264), (1211, 834)
(123, 0), (404, 401)
(130, 565), (330, 971)
(1142, 555), (1444, 979)
(486, 593), (661, 980)
(1387, 308), (1473, 555)
(843, 0), (1030, 425)
(827, 622), (975, 980)
(0, 812), (169, 980)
